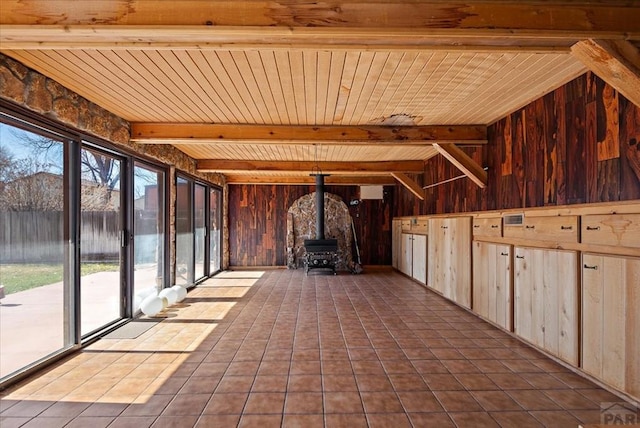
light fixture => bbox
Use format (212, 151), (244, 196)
(159, 287), (179, 305)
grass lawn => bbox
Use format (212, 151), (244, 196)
(0, 263), (119, 295)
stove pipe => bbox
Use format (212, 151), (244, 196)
(315, 174), (325, 239)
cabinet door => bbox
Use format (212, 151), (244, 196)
(514, 247), (536, 344)
(392, 220), (402, 269)
(474, 242), (512, 331)
(545, 249), (578, 365)
(582, 254), (640, 398)
(449, 217), (472, 308)
(400, 234), (413, 277)
(412, 234), (427, 284)
(514, 247), (578, 365)
(429, 217), (471, 307)
(472, 241), (491, 320)
(428, 218), (447, 294)
(494, 244), (513, 331)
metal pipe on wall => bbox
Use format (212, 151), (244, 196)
(315, 174), (325, 240)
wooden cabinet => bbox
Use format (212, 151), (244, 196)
(472, 242), (513, 331)
(428, 217), (472, 308)
(582, 254), (640, 399)
(392, 219), (402, 269)
(400, 233), (427, 284)
(514, 247), (579, 365)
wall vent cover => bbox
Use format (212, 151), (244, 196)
(503, 213), (524, 226)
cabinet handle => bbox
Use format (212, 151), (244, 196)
(491, 225), (499, 228)
(473, 225), (480, 228)
(584, 264), (598, 270)
(586, 226), (600, 231)
(560, 225), (573, 230)
(500, 252), (509, 256)
(516, 255), (525, 259)
(441, 226), (448, 229)
(525, 225), (535, 229)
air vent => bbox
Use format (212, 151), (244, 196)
(503, 213), (524, 227)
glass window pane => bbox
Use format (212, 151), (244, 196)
(194, 183), (206, 280)
(0, 123), (68, 379)
(176, 176), (193, 287)
(80, 147), (122, 336)
(133, 163), (164, 312)
(210, 188), (221, 274)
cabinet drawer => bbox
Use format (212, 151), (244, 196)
(473, 217), (502, 237)
(504, 216), (578, 243)
(412, 219), (429, 235)
(401, 219), (412, 232)
(581, 214), (640, 249)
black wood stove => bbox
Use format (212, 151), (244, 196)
(303, 174), (339, 275)
(303, 238), (338, 275)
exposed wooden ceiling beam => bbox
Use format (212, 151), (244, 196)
(391, 173), (425, 200)
(224, 175), (396, 186)
(2, 1), (639, 33)
(2, 2), (639, 51)
(197, 160), (425, 174)
(132, 123), (487, 145)
(0, 26), (586, 51)
(571, 39), (640, 107)
(1, 26), (637, 52)
(433, 143), (488, 188)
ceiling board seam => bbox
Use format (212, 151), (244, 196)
(386, 51), (433, 123)
(245, 51), (280, 124)
(206, 51), (255, 123)
(353, 51), (391, 125)
(71, 50), (160, 120)
(324, 50), (346, 125)
(174, 50), (234, 122)
(368, 51), (420, 123)
(166, 50), (226, 121)
(189, 50), (239, 122)
(260, 50), (289, 125)
(229, 51), (270, 124)
(303, 50), (317, 125)
(152, 50), (213, 121)
(357, 51), (406, 125)
(341, 51), (373, 125)
(43, 50), (157, 122)
(218, 50), (267, 124)
(108, 50), (194, 122)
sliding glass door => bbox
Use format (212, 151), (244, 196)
(175, 175), (222, 286)
(133, 162), (165, 313)
(194, 183), (206, 281)
(79, 146), (124, 337)
(176, 176), (193, 287)
(210, 188), (222, 275)
(0, 123), (70, 379)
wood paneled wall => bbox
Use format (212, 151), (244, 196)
(228, 184), (393, 266)
(394, 72), (640, 217)
(229, 73), (639, 266)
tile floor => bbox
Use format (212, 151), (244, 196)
(0, 268), (635, 427)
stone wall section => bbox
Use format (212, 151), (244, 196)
(286, 192), (353, 271)
(0, 53), (228, 280)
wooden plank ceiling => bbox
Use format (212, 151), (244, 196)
(1, 1), (639, 187)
